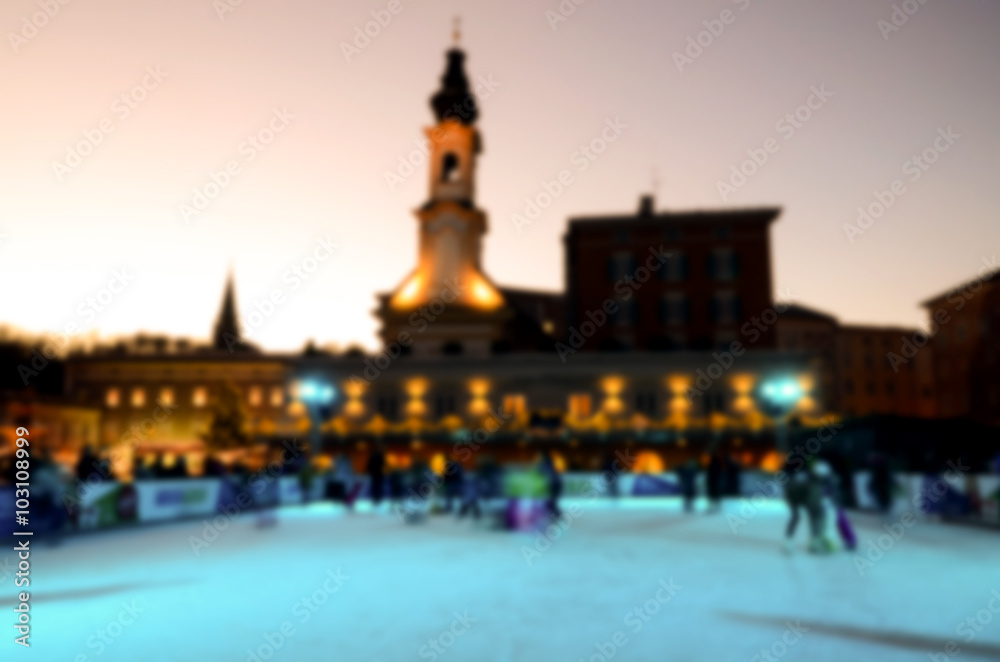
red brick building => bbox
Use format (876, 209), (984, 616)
(564, 196), (779, 352)
(920, 267), (1000, 424)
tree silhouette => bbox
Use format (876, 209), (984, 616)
(202, 381), (251, 451)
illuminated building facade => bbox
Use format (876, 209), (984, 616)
(55, 44), (828, 472)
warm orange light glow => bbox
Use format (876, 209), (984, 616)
(502, 394), (526, 417)
(709, 411), (728, 430)
(468, 275), (504, 310)
(406, 378), (429, 398)
(601, 376), (625, 396)
(391, 273), (423, 308)
(634, 451), (664, 474)
(761, 450), (785, 473)
(344, 400), (365, 418)
(670, 395), (691, 413)
(131, 388), (146, 408)
(159, 387), (174, 406)
(667, 375), (691, 395)
(386, 452), (412, 470)
(798, 375), (815, 392)
(106, 388), (120, 408)
(430, 452), (446, 475)
(733, 395), (755, 413)
(731, 374), (755, 395)
(468, 397), (490, 416)
(603, 396), (624, 415)
(568, 393), (592, 418)
(406, 400), (427, 417)
(344, 380), (365, 398)
(468, 378), (490, 397)
(192, 386), (208, 408)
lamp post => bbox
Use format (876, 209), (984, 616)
(297, 379), (336, 457)
(757, 377), (804, 453)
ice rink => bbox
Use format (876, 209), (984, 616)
(6, 498), (1000, 662)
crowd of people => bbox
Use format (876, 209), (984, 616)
(1, 438), (933, 552)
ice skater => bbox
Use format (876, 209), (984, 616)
(706, 449), (726, 513)
(677, 459), (699, 514)
(782, 457), (826, 554)
(367, 442), (386, 509)
(443, 457), (464, 513)
(540, 449), (562, 520)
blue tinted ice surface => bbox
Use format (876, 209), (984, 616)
(7, 498), (998, 662)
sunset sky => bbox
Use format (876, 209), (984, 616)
(1, 0), (998, 351)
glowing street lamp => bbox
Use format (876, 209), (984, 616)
(296, 378), (336, 455)
(757, 377), (804, 453)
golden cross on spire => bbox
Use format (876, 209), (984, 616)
(452, 16), (461, 46)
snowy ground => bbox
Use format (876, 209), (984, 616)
(5, 498), (1000, 662)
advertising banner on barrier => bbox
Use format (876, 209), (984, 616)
(277, 476), (324, 504)
(137, 479), (221, 522)
(78, 482), (137, 529)
(977, 476), (1000, 522)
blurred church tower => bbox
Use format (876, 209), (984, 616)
(377, 38), (512, 357)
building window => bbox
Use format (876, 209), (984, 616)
(434, 394), (457, 418)
(613, 299), (637, 327)
(661, 252), (686, 282)
(441, 152), (460, 182)
(844, 379), (854, 395)
(248, 386), (263, 407)
(607, 252), (636, 281)
(270, 386), (284, 407)
(709, 248), (738, 281)
(885, 382), (895, 396)
(502, 394), (526, 417)
(864, 355), (874, 369)
(131, 388), (146, 408)
(660, 293), (689, 326)
(192, 386), (208, 408)
(635, 393), (657, 416)
(866, 381), (876, 396)
(568, 394), (592, 418)
(106, 388), (120, 408)
(710, 291), (740, 325)
(159, 387), (174, 407)
(377, 396), (398, 419)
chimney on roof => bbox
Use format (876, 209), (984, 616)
(638, 195), (654, 216)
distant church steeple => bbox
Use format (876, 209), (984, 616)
(212, 271), (242, 351)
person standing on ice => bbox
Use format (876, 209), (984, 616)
(677, 459), (699, 513)
(540, 449), (563, 519)
(782, 456), (828, 554)
(367, 443), (386, 508)
(706, 449), (726, 513)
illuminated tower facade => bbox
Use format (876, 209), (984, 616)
(378, 46), (511, 357)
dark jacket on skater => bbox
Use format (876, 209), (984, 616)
(367, 447), (386, 505)
(706, 451), (726, 507)
(677, 460), (699, 512)
(540, 450), (562, 518)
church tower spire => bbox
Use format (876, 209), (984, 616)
(212, 271), (242, 351)
(378, 40), (511, 357)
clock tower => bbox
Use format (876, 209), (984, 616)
(378, 45), (512, 357)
